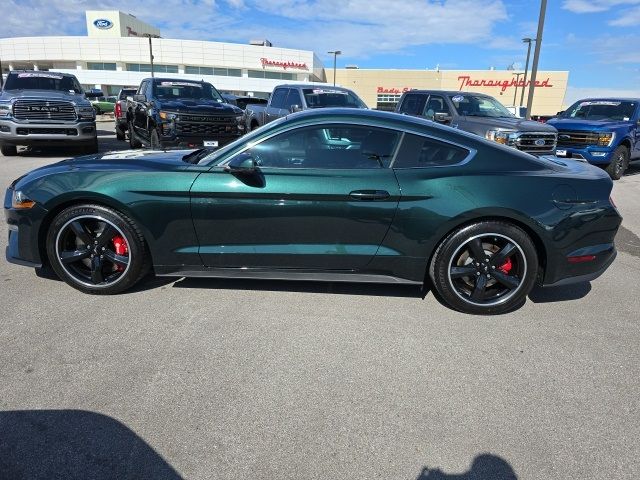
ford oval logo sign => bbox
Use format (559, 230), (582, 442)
(93, 19), (113, 29)
(534, 139), (546, 146)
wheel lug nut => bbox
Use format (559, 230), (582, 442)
(492, 265), (496, 269)
(487, 274), (492, 279)
(94, 241), (98, 244)
(101, 247), (105, 251)
(476, 272), (480, 276)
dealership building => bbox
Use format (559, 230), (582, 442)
(0, 10), (568, 115)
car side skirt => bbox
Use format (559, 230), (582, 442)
(154, 266), (422, 285)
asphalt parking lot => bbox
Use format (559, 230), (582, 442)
(1, 120), (639, 480)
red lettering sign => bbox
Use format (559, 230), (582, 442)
(260, 58), (309, 71)
(457, 75), (553, 92)
(126, 26), (139, 37)
(377, 87), (412, 94)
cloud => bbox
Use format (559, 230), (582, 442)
(1, 0), (511, 60)
(609, 5), (640, 24)
(562, 0), (640, 13)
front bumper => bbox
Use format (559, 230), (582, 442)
(555, 146), (613, 165)
(4, 188), (46, 268)
(0, 119), (97, 147)
(159, 132), (242, 149)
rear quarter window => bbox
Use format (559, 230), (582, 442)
(393, 133), (470, 168)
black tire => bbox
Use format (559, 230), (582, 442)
(129, 122), (142, 148)
(81, 137), (99, 154)
(250, 120), (259, 131)
(150, 128), (161, 150)
(115, 124), (126, 141)
(429, 221), (538, 315)
(1, 144), (18, 156)
(45, 204), (150, 295)
(605, 145), (629, 180)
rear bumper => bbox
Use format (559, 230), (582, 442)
(542, 245), (616, 287)
(0, 119), (97, 146)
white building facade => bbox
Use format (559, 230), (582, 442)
(0, 11), (326, 97)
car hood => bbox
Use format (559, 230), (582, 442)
(158, 99), (242, 115)
(0, 89), (91, 106)
(547, 118), (630, 131)
(466, 116), (557, 132)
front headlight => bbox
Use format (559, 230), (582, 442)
(11, 190), (35, 209)
(486, 129), (518, 145)
(235, 114), (245, 131)
(77, 106), (96, 120)
(597, 132), (615, 147)
(159, 110), (177, 121)
(0, 102), (11, 118)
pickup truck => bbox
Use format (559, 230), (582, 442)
(127, 77), (245, 150)
(245, 84), (367, 131)
(115, 87), (137, 140)
(395, 90), (558, 156)
(0, 70), (100, 156)
(547, 98), (639, 179)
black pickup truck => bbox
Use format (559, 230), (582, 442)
(127, 78), (245, 149)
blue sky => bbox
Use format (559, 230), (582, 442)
(3, 0), (639, 102)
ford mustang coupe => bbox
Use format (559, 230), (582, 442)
(5, 109), (621, 314)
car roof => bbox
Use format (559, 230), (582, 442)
(276, 84), (356, 92)
(572, 97), (640, 103)
(8, 69), (77, 78)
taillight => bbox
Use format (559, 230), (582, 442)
(115, 102), (121, 117)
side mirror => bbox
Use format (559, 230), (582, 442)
(290, 104), (302, 113)
(434, 112), (452, 123)
(224, 153), (257, 174)
(133, 94), (146, 103)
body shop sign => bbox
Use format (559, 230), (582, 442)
(261, 58), (308, 70)
(458, 76), (553, 92)
(377, 87), (412, 94)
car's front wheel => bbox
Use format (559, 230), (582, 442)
(1, 145), (18, 156)
(46, 204), (150, 294)
(430, 221), (538, 315)
(605, 145), (629, 180)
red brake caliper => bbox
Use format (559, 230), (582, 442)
(111, 235), (128, 272)
(498, 257), (513, 274)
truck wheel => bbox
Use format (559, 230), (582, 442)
(115, 124), (126, 141)
(1, 145), (18, 156)
(605, 145), (629, 180)
(150, 129), (162, 150)
(129, 123), (142, 149)
(82, 138), (99, 154)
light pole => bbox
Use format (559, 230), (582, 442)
(512, 72), (525, 107)
(328, 50), (341, 86)
(143, 34), (156, 77)
(520, 37), (535, 107)
(525, 0), (547, 119)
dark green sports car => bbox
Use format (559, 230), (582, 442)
(4, 109), (622, 314)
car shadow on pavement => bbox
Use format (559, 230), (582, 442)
(416, 453), (517, 479)
(172, 277), (428, 298)
(528, 281), (591, 303)
(0, 409), (183, 480)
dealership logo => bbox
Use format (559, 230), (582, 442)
(93, 19), (113, 29)
(260, 58), (308, 71)
(457, 75), (554, 92)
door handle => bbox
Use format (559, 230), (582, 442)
(349, 190), (390, 201)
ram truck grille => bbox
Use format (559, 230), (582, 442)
(13, 100), (77, 122)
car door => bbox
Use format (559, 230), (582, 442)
(265, 87), (288, 123)
(190, 123), (402, 270)
(133, 80), (150, 139)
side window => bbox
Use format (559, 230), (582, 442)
(138, 81), (147, 96)
(424, 95), (450, 120)
(399, 93), (427, 116)
(270, 88), (288, 109)
(394, 133), (469, 168)
(230, 125), (401, 169)
(284, 89), (303, 110)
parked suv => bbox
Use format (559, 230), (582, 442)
(547, 98), (639, 179)
(395, 90), (557, 156)
(0, 70), (99, 156)
(127, 78), (245, 149)
(115, 87), (137, 141)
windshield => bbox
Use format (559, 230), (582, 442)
(449, 94), (514, 118)
(563, 100), (637, 121)
(4, 72), (83, 93)
(302, 88), (366, 108)
(153, 81), (224, 102)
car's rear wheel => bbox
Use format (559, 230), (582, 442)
(605, 145), (629, 180)
(430, 221), (538, 315)
(46, 204), (150, 294)
(1, 145), (18, 156)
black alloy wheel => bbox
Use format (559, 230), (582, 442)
(46, 204), (149, 294)
(605, 145), (629, 180)
(430, 221), (538, 315)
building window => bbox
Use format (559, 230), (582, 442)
(376, 93), (402, 111)
(185, 66), (213, 75)
(87, 62), (117, 71)
(248, 70), (295, 80)
(184, 66), (242, 77)
(126, 63), (178, 73)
